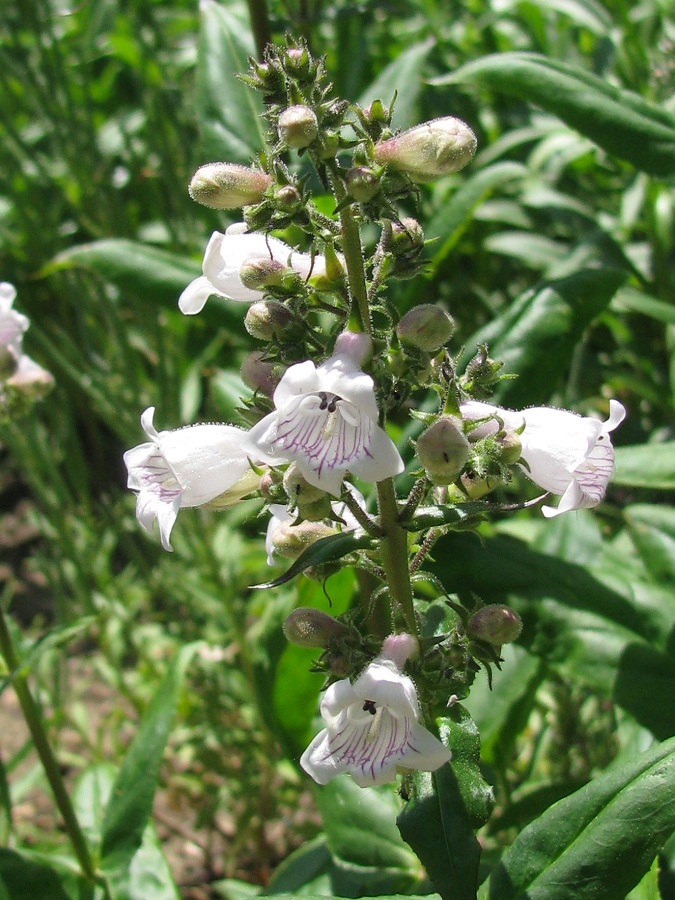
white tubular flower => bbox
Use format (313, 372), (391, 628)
(243, 335), (404, 497)
(0, 282), (29, 360)
(460, 399), (626, 517)
(124, 407), (261, 551)
(178, 223), (329, 315)
(301, 634), (451, 787)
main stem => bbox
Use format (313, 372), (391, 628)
(330, 166), (416, 634)
(0, 604), (96, 883)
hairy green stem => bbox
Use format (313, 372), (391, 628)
(329, 169), (372, 334)
(0, 604), (96, 883)
(376, 479), (417, 635)
(245, 0), (272, 59)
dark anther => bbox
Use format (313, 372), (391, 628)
(363, 700), (377, 715)
(318, 391), (328, 410)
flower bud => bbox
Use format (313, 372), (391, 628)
(245, 300), (294, 340)
(203, 467), (263, 509)
(283, 463), (327, 506)
(283, 607), (349, 648)
(333, 331), (372, 366)
(278, 105), (319, 149)
(460, 471), (498, 500)
(345, 167), (380, 202)
(468, 605), (522, 646)
(239, 257), (288, 291)
(397, 305), (455, 352)
(373, 116), (477, 182)
(498, 432), (522, 466)
(188, 163), (272, 210)
(295, 495), (334, 522)
(391, 218), (425, 252)
(274, 184), (303, 213)
(417, 417), (470, 485)
(381, 633), (420, 669)
(271, 519), (335, 559)
(240, 351), (281, 397)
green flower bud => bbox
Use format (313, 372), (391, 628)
(272, 519), (335, 559)
(345, 166), (380, 202)
(373, 116), (477, 182)
(498, 432), (522, 466)
(274, 184), (303, 213)
(278, 105), (319, 149)
(283, 607), (349, 648)
(468, 605), (523, 646)
(188, 163), (272, 210)
(397, 304), (455, 352)
(417, 416), (470, 485)
(460, 471), (499, 499)
(245, 300), (294, 340)
(283, 463), (327, 506)
(239, 257), (288, 291)
(295, 495), (334, 522)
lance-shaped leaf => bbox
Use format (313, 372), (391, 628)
(434, 53), (675, 178)
(253, 532), (374, 589)
(480, 737), (675, 899)
(397, 706), (494, 900)
(613, 443), (675, 490)
(99, 643), (201, 892)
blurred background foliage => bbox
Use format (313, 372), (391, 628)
(0, 0), (673, 896)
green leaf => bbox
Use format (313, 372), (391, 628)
(426, 162), (526, 263)
(46, 239), (200, 305)
(625, 504), (675, 585)
(99, 643), (200, 889)
(432, 533), (675, 738)
(128, 822), (181, 900)
(196, 0), (266, 163)
(357, 39), (433, 130)
(397, 706), (494, 900)
(253, 532), (374, 589)
(612, 287), (675, 327)
(434, 53), (675, 178)
(481, 737), (675, 899)
(0, 849), (78, 900)
(462, 267), (625, 405)
(613, 443), (675, 490)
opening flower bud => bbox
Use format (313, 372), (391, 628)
(188, 163), (272, 210)
(272, 519), (335, 559)
(397, 304), (455, 352)
(468, 605), (523, 646)
(417, 416), (470, 485)
(245, 300), (294, 340)
(239, 257), (289, 291)
(373, 116), (477, 181)
(278, 105), (319, 149)
(345, 167), (380, 202)
(283, 607), (349, 648)
(240, 351), (281, 397)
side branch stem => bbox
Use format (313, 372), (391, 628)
(376, 478), (417, 635)
(0, 603), (97, 883)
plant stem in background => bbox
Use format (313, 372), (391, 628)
(245, 0), (272, 59)
(376, 479), (417, 635)
(0, 600), (97, 885)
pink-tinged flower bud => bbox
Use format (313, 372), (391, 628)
(417, 417), (470, 485)
(245, 300), (294, 340)
(346, 167), (380, 202)
(188, 163), (272, 210)
(283, 607), (349, 648)
(278, 105), (319, 149)
(333, 330), (373, 366)
(239, 257), (288, 291)
(240, 351), (281, 397)
(373, 116), (477, 182)
(392, 218), (425, 251)
(5, 356), (55, 401)
(397, 304), (455, 352)
(381, 633), (420, 669)
(468, 605), (523, 646)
